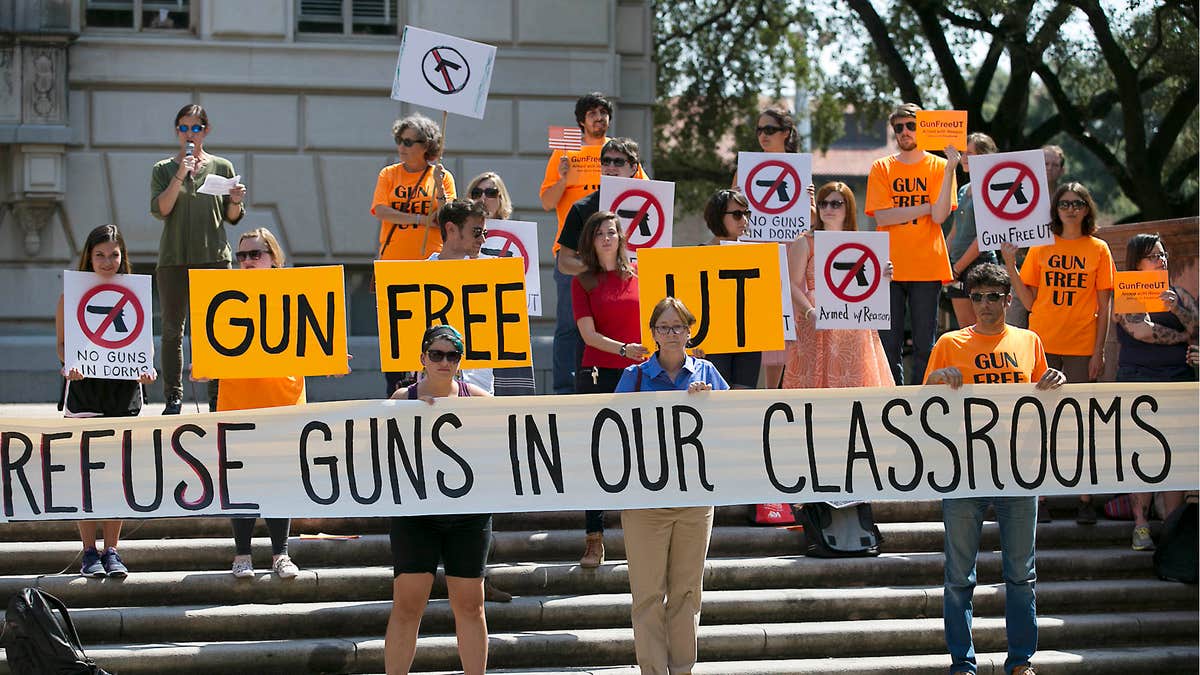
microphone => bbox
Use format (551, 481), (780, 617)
(185, 141), (195, 180)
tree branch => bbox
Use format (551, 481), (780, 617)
(844, 0), (923, 105)
(1148, 77), (1199, 165)
(1165, 152), (1199, 193)
(908, 0), (970, 106)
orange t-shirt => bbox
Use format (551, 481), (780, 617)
(1019, 235), (1115, 356)
(540, 139), (648, 255)
(924, 326), (1048, 385)
(371, 163), (457, 260)
(864, 153), (956, 282)
(216, 376), (306, 412)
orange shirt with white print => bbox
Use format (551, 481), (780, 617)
(541, 140), (648, 255)
(924, 325), (1048, 385)
(864, 153), (956, 282)
(371, 163), (457, 260)
(1018, 235), (1115, 356)
(216, 377), (306, 412)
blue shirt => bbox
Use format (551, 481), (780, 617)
(615, 354), (730, 393)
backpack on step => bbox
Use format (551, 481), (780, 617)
(1153, 502), (1198, 584)
(1, 587), (110, 675)
(796, 501), (883, 558)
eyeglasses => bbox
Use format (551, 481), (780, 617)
(471, 227), (488, 238)
(725, 210), (751, 219)
(425, 349), (463, 363)
(470, 187), (500, 199)
(397, 137), (426, 147)
(600, 156), (630, 167)
(653, 325), (688, 336)
(892, 121), (917, 134)
(235, 249), (269, 262)
(968, 292), (1007, 304)
(1143, 252), (1169, 262)
(756, 125), (784, 136)
(817, 199), (846, 209)
(1057, 199), (1087, 211)
(177, 124), (205, 133)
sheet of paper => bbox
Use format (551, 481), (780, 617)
(196, 173), (241, 196)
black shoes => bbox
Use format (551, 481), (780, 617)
(163, 397), (182, 415)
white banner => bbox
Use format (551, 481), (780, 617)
(969, 149), (1054, 251)
(0, 384), (1194, 521)
(813, 231), (891, 329)
(599, 175), (675, 261)
(391, 26), (496, 119)
(737, 151), (812, 242)
(481, 219), (542, 316)
(63, 271), (154, 380)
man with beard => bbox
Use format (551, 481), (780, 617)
(865, 102), (959, 385)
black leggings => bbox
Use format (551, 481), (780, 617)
(232, 518), (290, 556)
(575, 365), (624, 533)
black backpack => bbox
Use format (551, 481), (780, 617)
(796, 501), (883, 557)
(1153, 502), (1198, 584)
(1, 588), (110, 675)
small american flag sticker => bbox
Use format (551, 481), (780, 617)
(548, 126), (583, 152)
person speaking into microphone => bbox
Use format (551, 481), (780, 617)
(150, 103), (247, 414)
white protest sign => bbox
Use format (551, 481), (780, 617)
(481, 219), (542, 316)
(599, 175), (675, 261)
(391, 26), (496, 119)
(721, 241), (797, 340)
(969, 149), (1054, 251)
(737, 151), (812, 242)
(63, 271), (154, 380)
(813, 231), (891, 329)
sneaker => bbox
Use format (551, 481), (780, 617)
(101, 548), (128, 578)
(484, 578), (512, 603)
(1076, 500), (1098, 525)
(163, 397), (182, 415)
(231, 554), (255, 578)
(272, 554), (299, 579)
(80, 548), (104, 577)
(1131, 525), (1155, 551)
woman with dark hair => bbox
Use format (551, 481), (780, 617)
(56, 225), (158, 577)
(572, 211), (650, 567)
(1113, 232), (1196, 550)
(151, 103), (246, 414)
(783, 182), (893, 389)
(696, 188), (761, 389)
(944, 132), (1000, 328)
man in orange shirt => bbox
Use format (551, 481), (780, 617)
(866, 102), (959, 384)
(924, 262), (1064, 675)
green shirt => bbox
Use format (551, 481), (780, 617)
(150, 154), (244, 267)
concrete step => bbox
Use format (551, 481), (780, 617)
(2, 613), (1191, 674)
(48, 579), (1197, 644)
(0, 549), (1162, 609)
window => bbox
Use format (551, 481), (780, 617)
(85, 0), (192, 31)
(297, 0), (398, 37)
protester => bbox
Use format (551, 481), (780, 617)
(784, 182), (893, 389)
(573, 210), (650, 567)
(943, 133), (1000, 329)
(385, 325), (490, 675)
(616, 296), (728, 675)
(371, 113), (456, 396)
(557, 138), (645, 278)
(55, 224), (158, 577)
(865, 102), (958, 384)
(151, 103), (246, 414)
(1113, 233), (1197, 550)
(542, 94), (646, 395)
(465, 171), (513, 220)
(925, 262), (1065, 675)
(218, 228), (304, 579)
(695, 188), (761, 389)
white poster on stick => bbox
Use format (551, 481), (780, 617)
(737, 151), (812, 242)
(599, 175), (675, 261)
(63, 270), (155, 380)
(481, 219), (542, 316)
(813, 231), (891, 330)
(969, 149), (1054, 251)
(391, 26), (496, 119)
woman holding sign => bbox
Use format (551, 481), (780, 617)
(55, 224), (158, 578)
(943, 133), (1000, 329)
(573, 211), (650, 567)
(783, 182), (894, 389)
(385, 325), (490, 675)
(696, 188), (762, 389)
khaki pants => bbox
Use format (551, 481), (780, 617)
(621, 506), (714, 675)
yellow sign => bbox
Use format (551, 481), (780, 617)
(1113, 270), (1170, 314)
(189, 266), (349, 378)
(636, 244), (784, 354)
(915, 110), (968, 151)
(375, 258), (531, 371)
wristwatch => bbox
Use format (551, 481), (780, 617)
(619, 343), (628, 357)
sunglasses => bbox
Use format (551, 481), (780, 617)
(653, 325), (688, 336)
(471, 227), (488, 238)
(470, 187), (500, 199)
(600, 156), (630, 167)
(968, 292), (1007, 303)
(397, 137), (425, 147)
(425, 348), (463, 363)
(892, 121), (917, 134)
(177, 124), (206, 133)
(235, 249), (269, 262)
(1057, 199), (1088, 211)
(724, 210), (751, 219)
(817, 199), (846, 209)
(756, 125), (784, 136)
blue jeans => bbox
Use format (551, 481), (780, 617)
(553, 263), (580, 395)
(879, 280), (942, 385)
(942, 496), (1038, 675)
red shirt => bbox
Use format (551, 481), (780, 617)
(572, 270), (641, 369)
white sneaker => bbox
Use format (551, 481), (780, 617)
(272, 554), (299, 579)
(231, 554), (254, 578)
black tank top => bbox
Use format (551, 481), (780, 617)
(61, 378), (143, 417)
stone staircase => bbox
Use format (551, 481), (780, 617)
(1, 498), (1196, 674)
